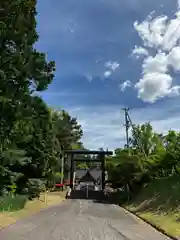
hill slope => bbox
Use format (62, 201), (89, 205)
(125, 176), (180, 238)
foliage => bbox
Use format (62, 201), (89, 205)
(106, 122), (180, 202)
(53, 172), (63, 184)
(0, 0), (83, 205)
(26, 179), (46, 200)
(0, 195), (27, 212)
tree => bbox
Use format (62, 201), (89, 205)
(51, 110), (82, 150)
(162, 131), (180, 175)
(0, 0), (83, 198)
(107, 149), (142, 191)
(130, 122), (158, 156)
(106, 121), (180, 203)
(0, 0), (55, 146)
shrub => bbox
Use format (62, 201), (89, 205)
(26, 179), (46, 200)
(0, 195), (27, 212)
(53, 172), (63, 184)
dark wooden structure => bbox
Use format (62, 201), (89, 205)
(64, 150), (113, 191)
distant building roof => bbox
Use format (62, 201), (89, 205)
(90, 169), (101, 180)
(79, 171), (96, 183)
(76, 169), (87, 179)
(75, 168), (102, 181)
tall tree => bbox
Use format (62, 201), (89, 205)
(0, 0), (55, 146)
(0, 0), (55, 196)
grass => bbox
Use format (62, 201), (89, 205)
(124, 175), (180, 239)
(0, 191), (66, 229)
(0, 195), (27, 212)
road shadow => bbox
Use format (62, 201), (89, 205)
(68, 190), (118, 205)
(69, 190), (109, 202)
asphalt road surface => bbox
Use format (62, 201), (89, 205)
(0, 199), (171, 240)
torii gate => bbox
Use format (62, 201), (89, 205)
(64, 149), (113, 191)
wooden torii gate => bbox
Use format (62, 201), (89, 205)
(64, 150), (113, 191)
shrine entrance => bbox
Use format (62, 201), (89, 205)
(64, 150), (113, 193)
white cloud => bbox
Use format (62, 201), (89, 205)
(104, 61), (120, 78)
(132, 45), (149, 59)
(162, 15), (180, 51)
(104, 71), (112, 78)
(105, 61), (120, 71)
(135, 72), (173, 103)
(178, 0), (180, 9)
(142, 52), (168, 74)
(134, 14), (168, 49)
(133, 4), (180, 103)
(134, 9), (180, 51)
(168, 85), (180, 97)
(119, 80), (132, 91)
(67, 100), (180, 150)
(134, 51), (180, 102)
(168, 46), (180, 71)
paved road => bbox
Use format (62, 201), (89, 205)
(0, 199), (171, 240)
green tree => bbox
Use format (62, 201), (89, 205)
(0, 0), (83, 197)
(106, 122), (180, 203)
(0, 0), (55, 146)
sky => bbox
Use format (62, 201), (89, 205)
(36, 0), (180, 150)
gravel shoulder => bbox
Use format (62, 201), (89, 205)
(0, 199), (172, 240)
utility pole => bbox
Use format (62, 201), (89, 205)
(123, 108), (148, 160)
(60, 146), (65, 189)
(60, 154), (64, 185)
(122, 108), (130, 155)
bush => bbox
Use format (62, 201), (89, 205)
(53, 172), (63, 184)
(105, 190), (126, 204)
(0, 195), (27, 212)
(26, 179), (46, 200)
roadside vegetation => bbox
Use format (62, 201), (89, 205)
(0, 191), (66, 228)
(106, 122), (180, 238)
(0, 0), (83, 220)
(126, 175), (180, 238)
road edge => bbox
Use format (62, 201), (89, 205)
(121, 205), (179, 240)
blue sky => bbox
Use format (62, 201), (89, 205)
(35, 0), (180, 150)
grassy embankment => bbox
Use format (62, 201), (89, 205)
(124, 175), (180, 238)
(0, 191), (66, 229)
